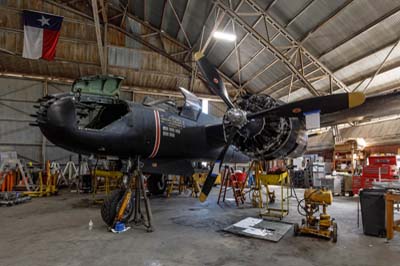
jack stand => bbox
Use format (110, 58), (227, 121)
(248, 160), (263, 208)
(131, 170), (154, 232)
(286, 166), (296, 200)
(63, 158), (78, 187)
(190, 175), (200, 198)
(112, 157), (153, 233)
(104, 157), (154, 233)
(51, 162), (68, 186)
(0, 158), (35, 191)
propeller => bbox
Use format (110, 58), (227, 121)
(199, 133), (236, 202)
(195, 52), (365, 202)
(195, 52), (235, 109)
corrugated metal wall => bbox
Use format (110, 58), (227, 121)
(0, 76), (135, 164)
(0, 77), (77, 164)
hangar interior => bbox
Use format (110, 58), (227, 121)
(1, 0), (400, 265)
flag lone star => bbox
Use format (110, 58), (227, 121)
(22, 10), (63, 60)
(37, 15), (50, 26)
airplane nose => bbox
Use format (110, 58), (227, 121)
(31, 94), (136, 157)
(33, 95), (77, 131)
(45, 97), (77, 129)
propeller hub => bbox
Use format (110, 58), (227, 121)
(225, 108), (247, 128)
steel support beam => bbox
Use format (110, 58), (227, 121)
(0, 72), (223, 102)
(217, 0), (320, 96)
(200, 7), (226, 53)
(109, 1), (187, 50)
(41, 80), (48, 169)
(274, 56), (400, 99)
(218, 16), (264, 69)
(168, 0), (192, 47)
(160, 0), (167, 29)
(230, 47), (264, 79)
(238, 0), (348, 95)
(91, 0), (106, 74)
(46, 0), (240, 91)
(191, 3), (217, 49)
(229, 0), (242, 87)
(300, 0), (354, 44)
(264, 3), (400, 95)
(222, 0), (315, 78)
(206, 0), (245, 56)
(241, 47), (295, 88)
(358, 39), (400, 93)
(285, 0), (315, 28)
(100, 0), (108, 73)
(319, 5), (400, 58)
(266, 0), (279, 11)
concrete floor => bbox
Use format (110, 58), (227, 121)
(0, 188), (399, 266)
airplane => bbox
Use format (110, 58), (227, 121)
(33, 50), (394, 227)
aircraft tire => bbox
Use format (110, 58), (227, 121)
(147, 174), (167, 195)
(101, 189), (134, 226)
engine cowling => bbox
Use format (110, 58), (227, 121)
(227, 94), (307, 160)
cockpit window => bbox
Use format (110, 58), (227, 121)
(179, 87), (202, 121)
(141, 88), (202, 120)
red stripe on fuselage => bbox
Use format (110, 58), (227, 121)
(149, 110), (160, 158)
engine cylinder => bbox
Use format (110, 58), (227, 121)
(230, 94), (307, 160)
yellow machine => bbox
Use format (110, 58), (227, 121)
(294, 188), (337, 242)
(248, 161), (290, 219)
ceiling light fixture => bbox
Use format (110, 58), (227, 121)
(213, 31), (237, 42)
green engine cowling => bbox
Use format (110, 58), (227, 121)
(72, 75), (124, 98)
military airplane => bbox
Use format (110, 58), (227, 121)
(34, 51), (400, 226)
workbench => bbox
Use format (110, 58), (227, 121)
(385, 190), (400, 240)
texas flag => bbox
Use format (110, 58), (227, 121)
(22, 10), (63, 60)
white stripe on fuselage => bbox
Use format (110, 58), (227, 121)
(148, 110), (160, 158)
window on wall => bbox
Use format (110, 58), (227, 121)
(202, 99), (208, 114)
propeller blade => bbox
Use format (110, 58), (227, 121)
(247, 92), (365, 120)
(194, 51), (235, 109)
(199, 134), (235, 202)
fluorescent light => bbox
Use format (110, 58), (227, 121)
(202, 99), (209, 114)
(213, 31), (236, 42)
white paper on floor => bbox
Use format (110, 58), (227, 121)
(233, 217), (262, 229)
(243, 227), (273, 236)
(225, 217), (293, 242)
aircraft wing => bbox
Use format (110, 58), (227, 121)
(320, 90), (400, 127)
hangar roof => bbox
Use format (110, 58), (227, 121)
(1, 0), (400, 103)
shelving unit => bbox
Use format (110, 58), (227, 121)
(333, 140), (365, 195)
(333, 140), (364, 175)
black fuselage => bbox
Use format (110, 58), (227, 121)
(37, 94), (248, 166)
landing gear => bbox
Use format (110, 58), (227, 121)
(101, 157), (153, 232)
(101, 189), (134, 226)
(147, 174), (166, 195)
